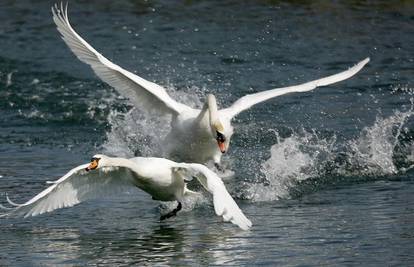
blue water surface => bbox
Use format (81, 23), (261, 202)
(0, 0), (413, 266)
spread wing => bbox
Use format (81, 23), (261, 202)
(52, 3), (190, 116)
(222, 57), (370, 118)
(179, 163), (252, 230)
(0, 164), (136, 218)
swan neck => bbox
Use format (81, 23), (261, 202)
(107, 157), (134, 169)
(196, 100), (209, 121)
(207, 94), (219, 124)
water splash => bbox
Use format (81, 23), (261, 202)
(101, 84), (204, 158)
(340, 104), (413, 176)
(244, 130), (337, 201)
(248, 99), (414, 201)
(6, 71), (15, 87)
(103, 108), (171, 158)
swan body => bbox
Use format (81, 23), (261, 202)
(52, 4), (370, 164)
(166, 107), (234, 163)
(1, 155), (252, 230)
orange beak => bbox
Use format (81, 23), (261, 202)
(218, 141), (226, 153)
(85, 159), (99, 172)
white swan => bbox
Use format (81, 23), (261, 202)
(0, 154), (252, 230)
(52, 4), (370, 165)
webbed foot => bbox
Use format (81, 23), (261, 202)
(160, 202), (182, 221)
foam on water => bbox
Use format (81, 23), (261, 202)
(244, 130), (337, 201)
(340, 105), (413, 176)
(249, 97), (414, 201)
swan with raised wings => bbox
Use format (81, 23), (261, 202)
(52, 4), (370, 165)
(0, 154), (252, 230)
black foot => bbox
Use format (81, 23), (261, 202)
(214, 163), (225, 172)
(160, 202), (182, 221)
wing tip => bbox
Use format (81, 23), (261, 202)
(6, 193), (23, 207)
(51, 1), (70, 25)
(234, 215), (253, 230)
(0, 193), (24, 218)
(359, 57), (370, 66)
(238, 213), (253, 230)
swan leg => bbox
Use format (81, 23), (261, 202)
(160, 202), (182, 221)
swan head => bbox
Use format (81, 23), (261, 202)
(213, 122), (227, 153)
(207, 94), (228, 153)
(85, 154), (110, 171)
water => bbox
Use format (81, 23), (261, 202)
(1, 0), (413, 265)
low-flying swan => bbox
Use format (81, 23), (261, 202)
(0, 155), (252, 230)
(52, 4), (370, 165)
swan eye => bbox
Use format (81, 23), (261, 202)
(90, 157), (100, 162)
(216, 131), (226, 143)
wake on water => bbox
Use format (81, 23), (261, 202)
(100, 86), (414, 203)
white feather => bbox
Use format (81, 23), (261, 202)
(1, 155), (252, 230)
(51, 3), (190, 116)
(1, 163), (134, 218)
(178, 163), (252, 230)
(221, 58), (370, 118)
